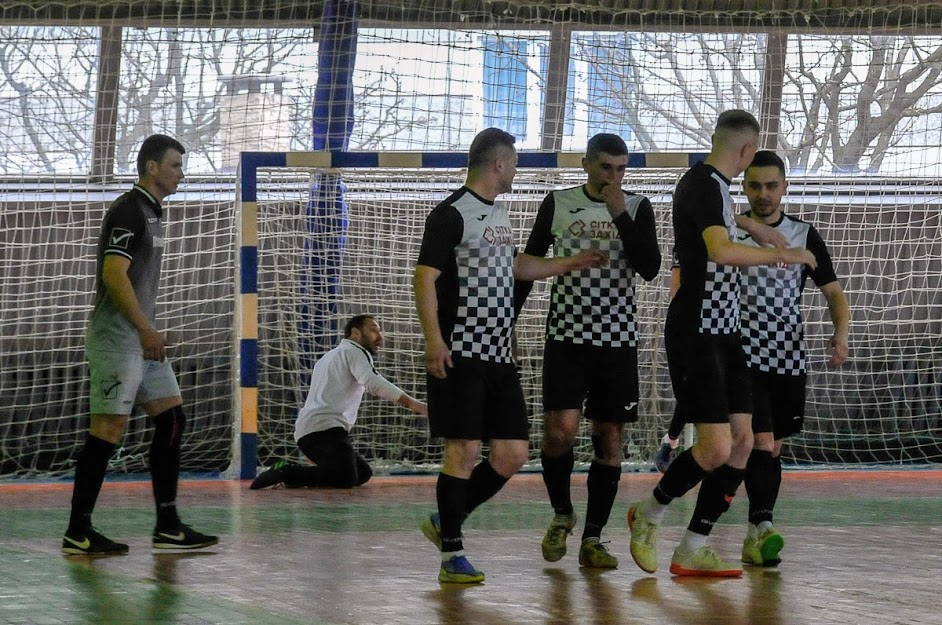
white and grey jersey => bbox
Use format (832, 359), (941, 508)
(417, 187), (516, 364)
(521, 185), (659, 347)
(86, 185), (165, 354)
(738, 212), (838, 375)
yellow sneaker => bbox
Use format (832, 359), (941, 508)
(541, 513), (576, 562)
(578, 539), (618, 569)
(670, 545), (742, 577)
(628, 504), (659, 573)
(743, 528), (784, 566)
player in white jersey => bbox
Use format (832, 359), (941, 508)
(250, 315), (427, 490)
(414, 128), (603, 583)
(516, 133), (660, 569)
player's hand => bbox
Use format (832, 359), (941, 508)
(600, 183), (626, 218)
(736, 214), (787, 249)
(139, 327), (166, 361)
(748, 221), (788, 249)
(425, 338), (453, 379)
(781, 247), (817, 270)
(410, 399), (429, 416)
(827, 333), (849, 367)
(569, 249), (606, 271)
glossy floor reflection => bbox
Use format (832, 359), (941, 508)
(1, 471), (940, 624)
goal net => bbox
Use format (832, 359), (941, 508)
(238, 152), (942, 477)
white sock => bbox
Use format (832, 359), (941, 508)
(679, 530), (708, 553)
(442, 550), (463, 563)
(639, 497), (668, 524)
(661, 433), (679, 448)
(757, 521), (774, 533)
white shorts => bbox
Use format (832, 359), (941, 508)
(87, 349), (181, 415)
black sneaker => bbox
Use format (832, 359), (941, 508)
(152, 523), (219, 550)
(249, 460), (289, 490)
(62, 527), (129, 555)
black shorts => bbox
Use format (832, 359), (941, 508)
(665, 325), (752, 424)
(426, 356), (528, 441)
(750, 369), (806, 439)
(542, 340), (639, 423)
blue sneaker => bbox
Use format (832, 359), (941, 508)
(421, 513), (442, 551)
(439, 555), (485, 583)
(654, 442), (676, 474)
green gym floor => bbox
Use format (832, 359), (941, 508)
(1, 470), (940, 625)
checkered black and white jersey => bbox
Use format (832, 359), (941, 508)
(519, 185), (659, 347)
(670, 163), (741, 336)
(417, 187), (516, 364)
(738, 211), (838, 375)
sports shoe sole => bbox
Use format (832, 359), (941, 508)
(438, 570), (485, 584)
(669, 562), (743, 577)
(759, 533), (784, 567)
(421, 515), (442, 551)
(153, 537), (219, 550)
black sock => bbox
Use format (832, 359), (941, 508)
(653, 448), (707, 505)
(150, 408), (183, 528)
(541, 448), (575, 515)
(688, 464), (745, 536)
(582, 461), (620, 541)
(437, 473), (469, 553)
(465, 461), (509, 516)
(745, 449), (777, 525)
(68, 434), (115, 533)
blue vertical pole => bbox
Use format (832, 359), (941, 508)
(301, 0), (358, 375)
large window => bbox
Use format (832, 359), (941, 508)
(0, 27), (98, 176)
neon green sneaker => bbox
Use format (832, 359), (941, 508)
(743, 528), (784, 566)
(439, 555), (485, 584)
(578, 538), (618, 569)
(628, 504), (659, 573)
(421, 513), (442, 551)
(670, 545), (743, 577)
(541, 513), (576, 562)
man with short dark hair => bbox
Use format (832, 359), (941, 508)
(738, 150), (848, 566)
(516, 133), (660, 569)
(250, 314), (427, 490)
(413, 127), (604, 583)
(63, 134), (218, 555)
(627, 111), (817, 577)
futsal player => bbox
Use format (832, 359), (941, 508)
(413, 127), (604, 583)
(515, 133), (660, 569)
(62, 134), (217, 555)
(627, 111), (817, 577)
(250, 314), (428, 490)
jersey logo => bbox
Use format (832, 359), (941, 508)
(109, 228), (134, 249)
(737, 233), (751, 241)
(568, 220), (586, 237)
(476, 214), (487, 221)
(624, 402), (638, 411)
(569, 208), (586, 214)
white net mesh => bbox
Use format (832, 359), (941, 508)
(249, 165), (942, 471)
(2, 1), (942, 478)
